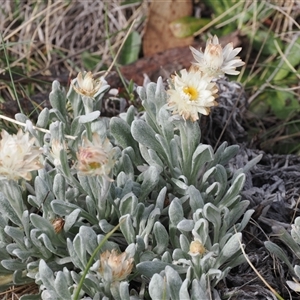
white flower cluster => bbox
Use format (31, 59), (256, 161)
(0, 129), (42, 181)
(167, 35), (245, 121)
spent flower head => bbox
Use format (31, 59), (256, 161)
(76, 133), (116, 179)
(190, 35), (245, 77)
(167, 67), (218, 121)
(99, 249), (134, 282)
(0, 129), (43, 181)
(189, 239), (206, 257)
(72, 71), (104, 98)
(52, 218), (65, 234)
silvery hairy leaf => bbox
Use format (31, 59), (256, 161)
(0, 193), (21, 226)
(36, 108), (50, 128)
(265, 241), (296, 276)
(165, 266), (182, 300)
(49, 81), (67, 118)
(149, 273), (169, 300)
(291, 217), (300, 245)
(120, 214), (136, 244)
(131, 119), (165, 159)
(219, 173), (245, 208)
(110, 117), (141, 164)
(214, 233), (242, 269)
(153, 222), (169, 255)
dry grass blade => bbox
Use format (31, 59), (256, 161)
(0, 112), (76, 140)
(236, 227), (285, 300)
(0, 283), (39, 300)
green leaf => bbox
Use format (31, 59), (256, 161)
(246, 28), (284, 56)
(267, 90), (299, 120)
(274, 37), (300, 81)
(118, 31), (141, 65)
(169, 16), (211, 38)
(81, 51), (101, 70)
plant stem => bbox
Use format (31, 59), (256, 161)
(73, 219), (125, 300)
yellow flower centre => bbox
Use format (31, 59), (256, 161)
(88, 162), (102, 169)
(183, 86), (198, 101)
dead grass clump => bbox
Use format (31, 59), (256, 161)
(0, 283), (39, 300)
(0, 1), (147, 101)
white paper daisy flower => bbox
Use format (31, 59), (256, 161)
(167, 67), (218, 121)
(190, 35), (245, 77)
